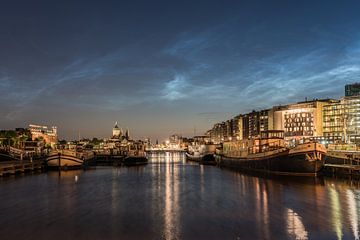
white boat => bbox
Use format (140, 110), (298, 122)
(186, 143), (218, 164)
(46, 149), (94, 169)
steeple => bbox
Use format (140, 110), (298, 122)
(125, 128), (129, 140)
(112, 121), (121, 138)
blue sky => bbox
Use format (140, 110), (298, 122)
(0, 0), (359, 140)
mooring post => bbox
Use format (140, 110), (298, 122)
(58, 152), (61, 172)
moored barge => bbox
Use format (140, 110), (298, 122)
(217, 130), (326, 176)
(46, 149), (94, 170)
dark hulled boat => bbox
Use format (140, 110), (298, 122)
(186, 141), (218, 165)
(217, 131), (326, 176)
(185, 152), (216, 165)
(185, 152), (202, 162)
(200, 154), (216, 165)
(123, 156), (148, 166)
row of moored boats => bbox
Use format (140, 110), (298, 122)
(185, 130), (359, 176)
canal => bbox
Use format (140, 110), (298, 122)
(0, 152), (360, 239)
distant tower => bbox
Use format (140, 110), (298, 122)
(112, 122), (121, 138)
(125, 128), (130, 140)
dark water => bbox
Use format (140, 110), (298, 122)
(1, 152), (360, 240)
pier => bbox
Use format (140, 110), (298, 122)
(323, 163), (360, 177)
(0, 160), (44, 177)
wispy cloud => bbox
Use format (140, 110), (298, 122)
(162, 74), (188, 100)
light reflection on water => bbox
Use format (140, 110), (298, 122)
(286, 208), (308, 240)
(1, 152), (360, 239)
(346, 189), (359, 240)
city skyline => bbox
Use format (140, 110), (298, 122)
(1, 1), (359, 140)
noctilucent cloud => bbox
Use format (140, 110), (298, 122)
(1, 0), (359, 140)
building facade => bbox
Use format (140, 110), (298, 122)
(322, 84), (360, 145)
(207, 109), (274, 142)
(273, 99), (334, 141)
(206, 84), (360, 145)
(323, 100), (344, 143)
(345, 83), (360, 97)
(29, 124), (58, 147)
(112, 122), (122, 138)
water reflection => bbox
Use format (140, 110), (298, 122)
(2, 159), (360, 239)
(163, 155), (180, 239)
(147, 151), (186, 164)
(346, 189), (359, 240)
(286, 208), (308, 240)
(254, 178), (270, 239)
(329, 186), (343, 239)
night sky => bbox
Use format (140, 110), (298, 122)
(1, 0), (359, 141)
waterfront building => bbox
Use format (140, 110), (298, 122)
(273, 99), (334, 141)
(206, 84), (360, 145)
(323, 100), (344, 143)
(260, 109), (274, 132)
(231, 115), (241, 140)
(29, 124), (58, 147)
(241, 114), (250, 140)
(225, 119), (233, 140)
(322, 83), (360, 145)
(323, 95), (360, 145)
(240, 109), (274, 140)
(209, 122), (227, 143)
(248, 111), (260, 138)
(343, 95), (360, 144)
(102, 122), (132, 153)
(236, 115), (244, 140)
(207, 109), (274, 143)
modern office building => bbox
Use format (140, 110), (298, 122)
(273, 99), (334, 141)
(207, 109), (274, 142)
(343, 95), (360, 144)
(322, 100), (343, 143)
(259, 109), (274, 132)
(207, 84), (359, 144)
(208, 122), (226, 143)
(345, 83), (360, 97)
(322, 84), (360, 145)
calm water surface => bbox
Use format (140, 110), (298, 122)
(1, 152), (360, 240)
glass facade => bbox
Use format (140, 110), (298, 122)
(345, 83), (360, 97)
(344, 96), (360, 144)
(323, 96), (360, 144)
(323, 101), (344, 138)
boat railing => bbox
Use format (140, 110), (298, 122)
(50, 149), (94, 160)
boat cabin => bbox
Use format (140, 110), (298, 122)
(256, 130), (285, 153)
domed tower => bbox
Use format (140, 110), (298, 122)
(112, 122), (122, 138)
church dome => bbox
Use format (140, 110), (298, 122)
(112, 122), (121, 138)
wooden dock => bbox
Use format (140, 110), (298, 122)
(0, 160), (44, 177)
(323, 163), (360, 176)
